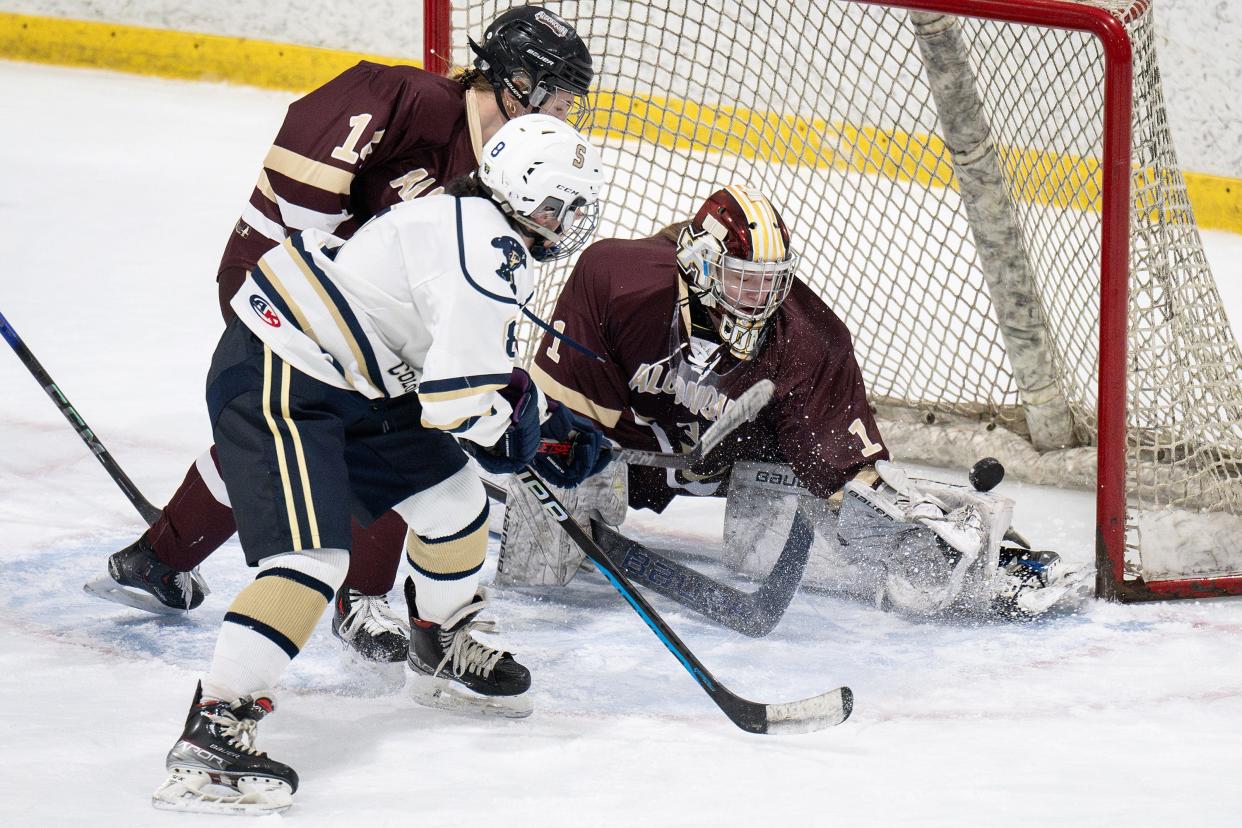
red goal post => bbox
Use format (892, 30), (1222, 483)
(425, 0), (1242, 603)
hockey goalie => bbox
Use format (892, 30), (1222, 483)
(499, 185), (1089, 622)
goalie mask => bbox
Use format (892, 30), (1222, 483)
(675, 186), (800, 360)
(469, 5), (594, 127)
(480, 114), (605, 262)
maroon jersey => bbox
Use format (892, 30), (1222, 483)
(530, 234), (888, 511)
(216, 62), (481, 314)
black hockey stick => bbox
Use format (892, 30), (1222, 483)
(514, 466), (852, 734)
(538, 378), (775, 469)
(482, 478), (811, 637)
(589, 517), (812, 638)
(0, 310), (160, 526)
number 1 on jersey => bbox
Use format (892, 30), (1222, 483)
(848, 417), (884, 458)
(331, 114), (374, 164)
(545, 320), (567, 363)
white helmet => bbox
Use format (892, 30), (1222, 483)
(479, 113), (605, 261)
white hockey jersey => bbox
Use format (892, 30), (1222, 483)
(230, 194), (541, 447)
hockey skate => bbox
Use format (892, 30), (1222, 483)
(404, 577), (533, 718)
(152, 682), (297, 816)
(991, 545), (1093, 620)
(83, 536), (209, 614)
(332, 588), (409, 681)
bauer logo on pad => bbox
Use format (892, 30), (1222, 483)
(249, 295), (281, 328)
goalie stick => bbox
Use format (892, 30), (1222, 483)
(514, 466), (852, 734)
(1, 309), (160, 525)
(589, 517), (811, 638)
(482, 478), (810, 638)
(539, 379), (776, 469)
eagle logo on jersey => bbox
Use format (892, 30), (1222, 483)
(491, 236), (528, 285)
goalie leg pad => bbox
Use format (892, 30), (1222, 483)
(495, 460), (627, 587)
(836, 464), (1015, 616)
(723, 462), (871, 594)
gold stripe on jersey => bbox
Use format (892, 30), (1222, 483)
(256, 169), (278, 203)
(529, 362), (623, 429)
(264, 145), (354, 195)
(257, 257), (319, 337)
(282, 238), (381, 392)
(418, 383), (507, 403)
(280, 359), (321, 548)
(227, 573), (329, 651)
(419, 411), (486, 432)
(261, 346), (304, 550)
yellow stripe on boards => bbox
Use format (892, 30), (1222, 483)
(3, 11), (1241, 235)
(261, 346), (302, 550)
(0, 12), (414, 91)
(279, 360), (321, 549)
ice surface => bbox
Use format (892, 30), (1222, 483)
(2, 61), (1242, 826)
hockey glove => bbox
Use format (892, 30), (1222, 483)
(532, 401), (613, 489)
(464, 368), (542, 475)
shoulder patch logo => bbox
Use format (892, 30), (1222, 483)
(491, 236), (528, 285)
(250, 295), (281, 328)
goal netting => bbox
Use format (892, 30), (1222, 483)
(441, 0), (1242, 600)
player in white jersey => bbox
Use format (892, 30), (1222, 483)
(151, 115), (610, 816)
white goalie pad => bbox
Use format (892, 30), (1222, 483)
(495, 461), (628, 587)
(723, 462), (876, 595)
(835, 461), (1015, 616)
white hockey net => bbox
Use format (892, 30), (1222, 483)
(448, 0), (1242, 593)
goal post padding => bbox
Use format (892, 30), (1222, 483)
(434, 0), (1242, 600)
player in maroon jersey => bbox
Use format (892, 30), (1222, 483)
(497, 185), (1070, 619)
(496, 183), (889, 586)
(85, 5), (597, 660)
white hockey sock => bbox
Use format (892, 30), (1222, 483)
(407, 569), (482, 626)
(393, 465), (489, 624)
(202, 547), (348, 701)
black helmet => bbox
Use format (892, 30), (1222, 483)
(469, 5), (593, 125)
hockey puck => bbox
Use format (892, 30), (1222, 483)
(969, 457), (1005, 492)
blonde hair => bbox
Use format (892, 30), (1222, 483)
(449, 66), (493, 93)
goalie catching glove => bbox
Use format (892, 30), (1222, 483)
(533, 402), (612, 488)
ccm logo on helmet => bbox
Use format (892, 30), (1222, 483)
(250, 295), (281, 328)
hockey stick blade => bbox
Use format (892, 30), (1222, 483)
(513, 467), (852, 733)
(482, 478), (809, 637)
(590, 514), (812, 638)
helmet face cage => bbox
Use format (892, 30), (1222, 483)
(479, 114), (605, 263)
(471, 8), (594, 129)
(675, 186), (799, 359)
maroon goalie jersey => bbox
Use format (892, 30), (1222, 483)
(530, 234), (889, 511)
(216, 61), (481, 313)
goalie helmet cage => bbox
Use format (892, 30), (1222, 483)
(425, 0), (1242, 603)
